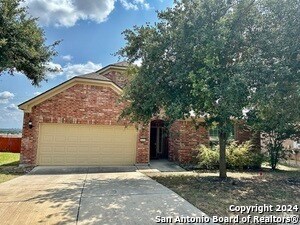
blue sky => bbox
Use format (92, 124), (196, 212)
(0, 0), (173, 129)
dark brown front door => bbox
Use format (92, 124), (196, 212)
(150, 120), (168, 159)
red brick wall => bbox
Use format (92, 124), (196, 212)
(102, 71), (128, 88)
(168, 121), (209, 164)
(235, 123), (261, 152)
(168, 122), (180, 162)
(136, 124), (150, 164)
(20, 83), (149, 165)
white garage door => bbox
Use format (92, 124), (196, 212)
(38, 123), (137, 166)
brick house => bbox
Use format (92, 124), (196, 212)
(18, 62), (255, 166)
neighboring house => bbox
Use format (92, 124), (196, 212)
(283, 139), (300, 162)
(18, 62), (256, 166)
(283, 139), (300, 150)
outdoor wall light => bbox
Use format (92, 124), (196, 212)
(28, 120), (33, 129)
(140, 138), (147, 142)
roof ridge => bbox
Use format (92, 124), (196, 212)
(112, 61), (129, 67)
(94, 62), (129, 73)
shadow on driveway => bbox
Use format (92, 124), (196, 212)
(29, 166), (138, 175)
(0, 168), (212, 225)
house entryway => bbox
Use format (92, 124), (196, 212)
(150, 120), (169, 160)
(149, 159), (186, 172)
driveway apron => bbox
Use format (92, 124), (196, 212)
(0, 167), (212, 225)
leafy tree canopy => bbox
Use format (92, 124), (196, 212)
(120, 0), (259, 125)
(118, 0), (300, 176)
(0, 0), (59, 85)
(245, 0), (300, 169)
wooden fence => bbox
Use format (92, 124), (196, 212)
(0, 137), (21, 153)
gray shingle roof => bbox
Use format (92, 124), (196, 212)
(111, 61), (129, 67)
(77, 72), (111, 81)
(76, 62), (129, 82)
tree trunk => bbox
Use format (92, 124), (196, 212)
(269, 136), (283, 170)
(271, 162), (276, 170)
(219, 131), (227, 178)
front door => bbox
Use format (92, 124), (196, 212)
(150, 120), (168, 159)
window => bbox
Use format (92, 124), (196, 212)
(209, 128), (219, 141)
(209, 126), (235, 142)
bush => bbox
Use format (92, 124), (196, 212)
(197, 141), (263, 170)
(226, 141), (263, 169)
(197, 145), (219, 169)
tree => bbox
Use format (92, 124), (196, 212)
(245, 0), (300, 170)
(119, 0), (300, 177)
(0, 0), (59, 85)
(247, 76), (300, 169)
(118, 0), (260, 178)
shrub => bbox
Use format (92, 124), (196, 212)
(197, 141), (263, 170)
(197, 145), (219, 169)
(226, 141), (264, 169)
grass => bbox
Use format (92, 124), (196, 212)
(0, 152), (20, 166)
(147, 167), (300, 219)
(0, 153), (30, 184)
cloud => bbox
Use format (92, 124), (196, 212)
(120, 0), (150, 10)
(45, 62), (63, 79)
(0, 104), (23, 126)
(134, 0), (150, 9)
(46, 61), (102, 79)
(64, 61), (102, 79)
(23, 0), (151, 27)
(62, 55), (73, 61)
(24, 0), (115, 27)
(0, 91), (15, 104)
(5, 104), (19, 111)
(34, 92), (42, 96)
(119, 0), (138, 10)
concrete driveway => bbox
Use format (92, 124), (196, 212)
(0, 167), (212, 225)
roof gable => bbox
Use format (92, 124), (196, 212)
(93, 63), (128, 79)
(19, 62), (129, 112)
(77, 72), (111, 81)
(75, 62), (128, 87)
(18, 69), (127, 113)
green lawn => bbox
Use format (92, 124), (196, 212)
(0, 152), (20, 166)
(147, 167), (300, 219)
(0, 153), (28, 184)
